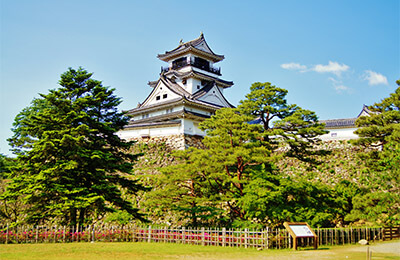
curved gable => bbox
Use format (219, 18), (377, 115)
(197, 84), (233, 108)
(141, 80), (181, 107)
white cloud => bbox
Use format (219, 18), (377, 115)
(281, 62), (307, 71)
(312, 61), (349, 76)
(334, 85), (350, 93)
(363, 70), (388, 85)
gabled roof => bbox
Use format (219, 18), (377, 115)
(357, 104), (374, 117)
(127, 75), (234, 117)
(157, 33), (225, 63)
(165, 69), (234, 88)
(192, 81), (235, 108)
(138, 75), (191, 108)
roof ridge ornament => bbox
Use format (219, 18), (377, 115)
(179, 39), (184, 45)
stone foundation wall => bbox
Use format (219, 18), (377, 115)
(128, 134), (205, 151)
(130, 135), (356, 153)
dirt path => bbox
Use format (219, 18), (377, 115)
(349, 240), (400, 255)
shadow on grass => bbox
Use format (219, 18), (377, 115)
(297, 247), (330, 251)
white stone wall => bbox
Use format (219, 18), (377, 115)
(320, 128), (358, 141)
(118, 124), (183, 140)
(181, 118), (206, 136)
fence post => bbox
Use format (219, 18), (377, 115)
(35, 225), (38, 243)
(222, 228), (226, 247)
(5, 224), (9, 244)
(201, 227), (205, 246)
(92, 225), (95, 242)
(182, 227), (185, 244)
(244, 228), (248, 248)
(147, 226), (151, 243)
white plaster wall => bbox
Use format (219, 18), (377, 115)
(131, 108), (173, 121)
(145, 82), (181, 106)
(320, 128), (359, 141)
(185, 78), (195, 94)
(198, 85), (229, 107)
(118, 125), (183, 140)
(181, 118), (206, 136)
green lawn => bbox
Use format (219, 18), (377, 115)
(1, 240), (399, 260)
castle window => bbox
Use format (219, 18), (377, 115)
(197, 85), (200, 89)
(331, 133), (337, 137)
(194, 57), (210, 71)
(172, 57), (187, 69)
(163, 94), (168, 99)
(156, 96), (160, 101)
(142, 114), (149, 119)
(166, 108), (173, 114)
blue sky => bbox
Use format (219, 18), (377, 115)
(1, 0), (399, 156)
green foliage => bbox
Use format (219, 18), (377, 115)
(0, 154), (26, 223)
(238, 82), (295, 132)
(239, 82), (328, 164)
(345, 191), (400, 226)
(2, 67), (147, 226)
(239, 168), (346, 228)
(150, 83), (334, 228)
(349, 79), (400, 226)
(104, 210), (135, 225)
(146, 108), (271, 227)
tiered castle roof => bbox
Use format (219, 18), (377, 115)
(157, 33), (225, 63)
(125, 33), (234, 131)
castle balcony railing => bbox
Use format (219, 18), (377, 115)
(161, 60), (221, 75)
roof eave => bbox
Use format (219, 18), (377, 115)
(158, 47), (224, 63)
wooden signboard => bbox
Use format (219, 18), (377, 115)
(283, 222), (318, 250)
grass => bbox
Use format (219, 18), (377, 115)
(1, 241), (399, 260)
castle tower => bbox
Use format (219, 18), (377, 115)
(118, 33), (234, 148)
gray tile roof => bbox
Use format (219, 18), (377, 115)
(320, 118), (357, 128)
(157, 33), (225, 62)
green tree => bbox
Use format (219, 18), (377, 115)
(239, 82), (327, 163)
(150, 83), (330, 227)
(7, 98), (51, 155)
(2, 68), (147, 226)
(149, 108), (271, 227)
(349, 80), (400, 225)
(0, 154), (26, 223)
(239, 168), (346, 228)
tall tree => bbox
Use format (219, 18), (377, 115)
(0, 154), (26, 223)
(348, 80), (400, 225)
(148, 108), (271, 227)
(238, 82), (327, 163)
(2, 68), (147, 226)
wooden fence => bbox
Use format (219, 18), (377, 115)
(382, 226), (400, 241)
(0, 224), (392, 249)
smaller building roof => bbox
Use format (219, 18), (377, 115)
(320, 104), (374, 129)
(320, 118), (357, 129)
(157, 33), (225, 63)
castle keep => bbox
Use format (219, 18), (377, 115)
(118, 33), (234, 149)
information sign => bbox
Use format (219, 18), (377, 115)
(283, 222), (318, 250)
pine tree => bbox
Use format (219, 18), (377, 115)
(2, 68), (147, 226)
(348, 80), (400, 225)
(238, 82), (327, 163)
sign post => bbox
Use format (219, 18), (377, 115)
(283, 222), (318, 250)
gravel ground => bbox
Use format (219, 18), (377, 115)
(350, 240), (400, 255)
